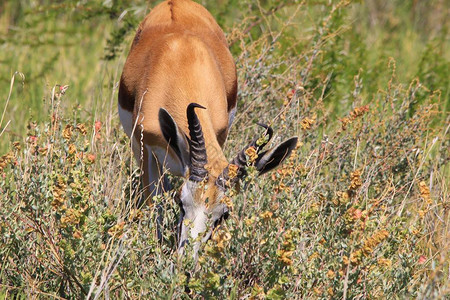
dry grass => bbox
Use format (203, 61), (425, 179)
(0, 0), (449, 299)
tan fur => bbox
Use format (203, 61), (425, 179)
(119, 0), (237, 197)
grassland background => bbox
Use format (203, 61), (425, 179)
(0, 0), (449, 299)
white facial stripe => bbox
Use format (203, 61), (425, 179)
(190, 205), (208, 239)
(179, 182), (228, 244)
(179, 183), (208, 243)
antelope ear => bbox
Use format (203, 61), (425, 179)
(158, 108), (190, 168)
(255, 137), (298, 175)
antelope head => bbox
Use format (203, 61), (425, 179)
(159, 103), (297, 256)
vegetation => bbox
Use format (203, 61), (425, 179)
(1, 0), (448, 298)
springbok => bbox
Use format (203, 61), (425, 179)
(118, 0), (297, 255)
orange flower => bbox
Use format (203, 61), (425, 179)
(13, 141), (21, 151)
(300, 115), (316, 130)
(418, 181), (432, 205)
(340, 117), (352, 131)
(277, 249), (293, 265)
(309, 252), (319, 261)
(52, 176), (66, 209)
(76, 123), (87, 135)
(72, 230), (82, 239)
(212, 228), (231, 250)
(61, 208), (81, 227)
(220, 196), (233, 210)
(68, 144), (77, 156)
(277, 229), (295, 265)
(245, 146), (258, 163)
(0, 152), (14, 172)
(259, 211), (273, 220)
(342, 255), (349, 265)
(85, 153), (96, 164)
(62, 124), (73, 140)
(227, 164), (238, 179)
(349, 229), (389, 265)
(94, 121), (102, 140)
(349, 169), (362, 190)
(349, 105), (369, 119)
(377, 258), (392, 267)
(418, 255), (427, 264)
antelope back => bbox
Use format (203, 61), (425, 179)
(119, 0), (237, 117)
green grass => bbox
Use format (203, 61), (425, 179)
(0, 0), (449, 298)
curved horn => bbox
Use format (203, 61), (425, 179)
(216, 123), (273, 188)
(187, 103), (208, 182)
(252, 123), (273, 149)
(234, 122), (273, 167)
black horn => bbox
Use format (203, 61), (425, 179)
(216, 123), (273, 188)
(187, 103), (208, 182)
(251, 123), (273, 150)
(233, 123), (273, 168)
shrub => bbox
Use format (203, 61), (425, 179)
(0, 0), (448, 298)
